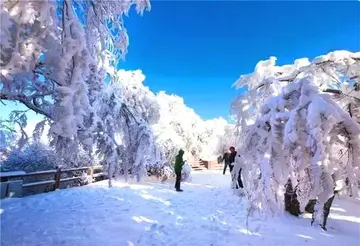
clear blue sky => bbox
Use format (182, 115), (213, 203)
(121, 0), (360, 120)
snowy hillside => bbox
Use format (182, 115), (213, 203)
(1, 171), (359, 246)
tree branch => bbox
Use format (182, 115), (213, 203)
(323, 88), (360, 102)
(348, 103), (353, 118)
(323, 89), (342, 95)
(0, 93), (52, 119)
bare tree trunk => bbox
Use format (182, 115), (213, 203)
(305, 191), (337, 231)
(284, 178), (301, 216)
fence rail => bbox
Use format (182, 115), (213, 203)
(0, 165), (105, 199)
(0, 170), (57, 178)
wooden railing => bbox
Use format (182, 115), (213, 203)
(0, 166), (105, 199)
(188, 159), (222, 170)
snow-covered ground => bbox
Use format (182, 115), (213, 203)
(1, 171), (359, 246)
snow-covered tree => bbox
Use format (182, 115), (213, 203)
(200, 118), (236, 160)
(0, 110), (29, 151)
(0, 122), (16, 161)
(96, 69), (165, 182)
(1, 142), (63, 172)
(1, 0), (150, 120)
(217, 123), (236, 155)
(0, 1), (157, 182)
(153, 91), (221, 163)
(0, 0), (149, 135)
(152, 91), (235, 164)
(112, 70), (160, 125)
(153, 92), (199, 162)
(90, 73), (165, 186)
(231, 51), (360, 225)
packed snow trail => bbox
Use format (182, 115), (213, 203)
(1, 171), (359, 246)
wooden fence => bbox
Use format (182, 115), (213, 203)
(0, 166), (104, 199)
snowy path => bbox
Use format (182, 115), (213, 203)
(1, 171), (359, 246)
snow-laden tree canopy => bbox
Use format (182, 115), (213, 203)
(154, 91), (203, 162)
(105, 68), (236, 166)
(1, 0), (150, 123)
(0, 0), (157, 182)
(1, 142), (63, 172)
(0, 120), (16, 161)
(113, 70), (160, 125)
(154, 91), (235, 163)
(231, 51), (360, 216)
(200, 118), (236, 159)
(0, 110), (29, 152)
(109, 70), (236, 165)
(93, 80), (161, 184)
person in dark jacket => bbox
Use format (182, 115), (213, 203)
(174, 149), (185, 192)
(222, 150), (231, 175)
(228, 146), (237, 171)
(222, 146), (237, 175)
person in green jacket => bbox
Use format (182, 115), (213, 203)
(174, 149), (185, 192)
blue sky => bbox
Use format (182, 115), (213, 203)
(121, 0), (360, 120)
(1, 1), (359, 122)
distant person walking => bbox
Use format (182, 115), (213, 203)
(174, 149), (185, 192)
(222, 146), (237, 175)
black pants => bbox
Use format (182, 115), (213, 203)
(236, 168), (243, 189)
(175, 171), (181, 190)
(223, 163), (234, 174)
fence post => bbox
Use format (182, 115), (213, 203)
(88, 167), (94, 183)
(7, 180), (23, 198)
(53, 167), (61, 191)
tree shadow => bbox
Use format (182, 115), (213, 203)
(1, 177), (358, 246)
